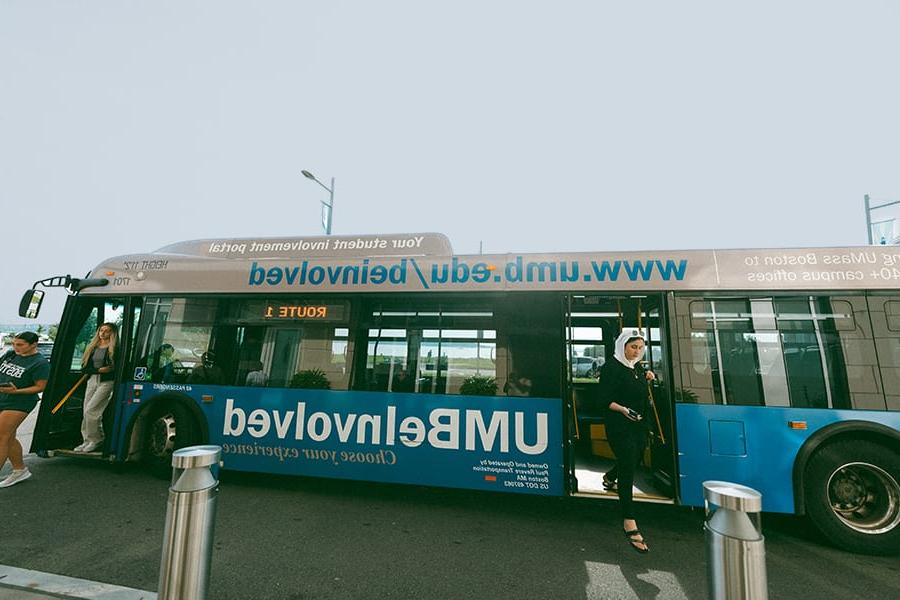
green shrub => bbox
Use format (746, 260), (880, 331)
(289, 369), (331, 389)
(459, 375), (497, 396)
(675, 388), (699, 403)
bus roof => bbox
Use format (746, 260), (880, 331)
(80, 235), (900, 295)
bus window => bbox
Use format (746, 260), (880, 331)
(498, 294), (562, 399)
(677, 295), (882, 410)
(70, 301), (125, 371)
(568, 321), (604, 382)
(867, 295), (900, 410)
(775, 297), (853, 409)
(226, 298), (354, 389)
(134, 297), (219, 383)
(365, 326), (410, 392)
(71, 306), (100, 371)
(362, 305), (496, 395)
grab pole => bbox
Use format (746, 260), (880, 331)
(51, 375), (88, 415)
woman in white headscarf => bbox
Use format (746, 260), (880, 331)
(597, 328), (656, 553)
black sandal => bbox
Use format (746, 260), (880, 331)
(603, 475), (617, 492)
(624, 528), (649, 554)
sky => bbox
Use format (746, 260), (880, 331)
(2, 1), (899, 324)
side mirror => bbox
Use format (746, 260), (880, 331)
(18, 289), (45, 319)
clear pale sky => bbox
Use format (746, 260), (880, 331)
(1, 1), (898, 324)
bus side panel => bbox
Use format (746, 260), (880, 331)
(675, 404), (900, 513)
(123, 383), (565, 496)
(109, 382), (130, 459)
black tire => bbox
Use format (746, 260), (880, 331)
(804, 440), (900, 555)
(141, 402), (200, 474)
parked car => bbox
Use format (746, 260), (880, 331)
(37, 341), (54, 361)
(572, 356), (596, 378)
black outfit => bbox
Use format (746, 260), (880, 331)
(188, 364), (225, 385)
(598, 358), (650, 519)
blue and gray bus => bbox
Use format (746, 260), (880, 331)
(19, 233), (900, 554)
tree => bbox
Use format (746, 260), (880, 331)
(74, 312), (98, 356)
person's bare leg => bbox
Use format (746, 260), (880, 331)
(0, 411), (29, 471)
(8, 436), (24, 470)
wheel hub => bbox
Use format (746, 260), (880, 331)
(827, 462), (900, 535)
(831, 474), (865, 509)
(148, 413), (177, 458)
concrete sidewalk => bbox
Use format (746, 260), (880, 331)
(19, 401), (38, 456)
(0, 566), (155, 600)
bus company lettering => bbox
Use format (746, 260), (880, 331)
(246, 256), (688, 288)
(248, 260), (407, 286)
(821, 251), (900, 266)
(209, 242), (248, 254)
(221, 442), (397, 466)
(222, 399), (549, 455)
(331, 237), (426, 251)
(751, 251), (886, 267)
(742, 251), (900, 284)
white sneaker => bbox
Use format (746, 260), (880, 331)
(0, 468), (32, 488)
(81, 441), (102, 453)
(73, 443), (87, 452)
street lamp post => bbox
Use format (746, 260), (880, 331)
(302, 170), (335, 235)
(866, 194), (872, 244)
(864, 193), (900, 245)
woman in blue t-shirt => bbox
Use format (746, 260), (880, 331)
(0, 331), (51, 488)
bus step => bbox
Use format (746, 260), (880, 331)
(50, 449), (106, 459)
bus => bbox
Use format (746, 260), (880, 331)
(18, 232), (900, 555)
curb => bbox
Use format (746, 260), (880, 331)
(0, 565), (155, 600)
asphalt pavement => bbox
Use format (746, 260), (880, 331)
(3, 406), (155, 599)
(4, 451), (900, 600)
(4, 408), (900, 599)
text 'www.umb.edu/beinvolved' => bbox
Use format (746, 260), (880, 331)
(247, 256), (689, 289)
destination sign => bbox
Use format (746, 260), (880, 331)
(264, 303), (346, 321)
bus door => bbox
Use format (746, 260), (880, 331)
(33, 296), (129, 456)
(564, 294), (676, 501)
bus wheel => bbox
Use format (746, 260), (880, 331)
(141, 403), (199, 472)
(804, 440), (900, 555)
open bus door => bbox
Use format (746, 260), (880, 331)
(32, 295), (131, 457)
(564, 294), (677, 502)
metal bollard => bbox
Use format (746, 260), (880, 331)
(158, 445), (222, 600)
(703, 480), (768, 600)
